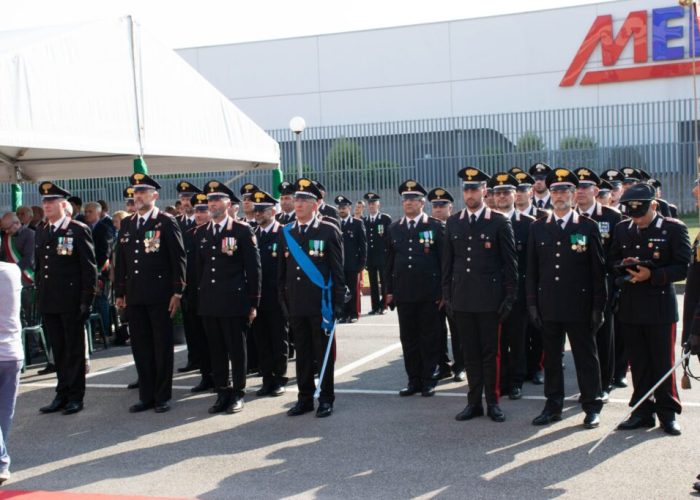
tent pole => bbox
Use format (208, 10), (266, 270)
(11, 184), (21, 211)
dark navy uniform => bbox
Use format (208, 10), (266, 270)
(253, 219), (289, 393)
(276, 211), (296, 224)
(35, 207), (97, 411)
(176, 209), (201, 371)
(197, 215), (261, 409)
(500, 210), (535, 395)
(609, 210), (690, 428)
(114, 205), (186, 409)
(338, 213), (367, 322)
(526, 210), (606, 418)
(577, 200), (623, 393)
(363, 212), (392, 314)
(386, 211), (445, 393)
(278, 214), (345, 412)
(443, 206), (518, 410)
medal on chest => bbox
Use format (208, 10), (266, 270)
(56, 236), (74, 256)
(271, 242), (278, 257)
(221, 237), (237, 255)
(419, 230), (433, 253)
(598, 221), (610, 239)
(308, 239), (324, 257)
(144, 230), (161, 253)
(570, 233), (587, 253)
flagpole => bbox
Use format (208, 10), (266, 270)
(682, 0), (700, 222)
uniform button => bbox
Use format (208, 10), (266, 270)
(555, 277), (559, 281)
(44, 265), (48, 269)
(45, 245), (50, 249)
(409, 248), (413, 252)
(408, 256), (412, 260)
(468, 236), (472, 240)
(409, 239), (413, 243)
(135, 270), (139, 274)
(467, 258), (471, 262)
(44, 275), (48, 279)
(408, 265), (412, 269)
(635, 245), (640, 249)
(211, 279), (216, 283)
(556, 242), (561, 246)
(211, 257), (215, 260)
(555, 265), (559, 269)
(135, 250), (139, 254)
(211, 268), (215, 272)
(211, 246), (216, 250)
(467, 268), (471, 272)
(296, 277), (301, 281)
(467, 247), (471, 251)
(555, 253), (560, 257)
(134, 260), (138, 263)
(136, 240), (140, 243)
(296, 266), (300, 270)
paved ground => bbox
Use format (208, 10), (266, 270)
(10, 296), (700, 499)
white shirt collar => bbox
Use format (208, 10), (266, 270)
(503, 208), (516, 220)
(51, 215), (67, 231)
(406, 212), (424, 224)
(138, 206), (155, 223)
(213, 215), (229, 230)
(554, 210), (573, 228)
(579, 203), (595, 216)
(342, 215), (353, 224)
(466, 205), (485, 220)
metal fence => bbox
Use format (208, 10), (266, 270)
(2, 98), (699, 218)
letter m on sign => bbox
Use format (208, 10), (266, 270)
(560, 11), (648, 87)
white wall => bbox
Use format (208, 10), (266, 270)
(177, 0), (698, 129)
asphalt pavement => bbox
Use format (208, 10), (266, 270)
(10, 296), (700, 499)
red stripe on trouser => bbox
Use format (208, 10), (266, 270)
(670, 323), (680, 403)
(495, 323), (502, 402)
(355, 272), (362, 316)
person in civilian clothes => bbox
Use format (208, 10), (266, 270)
(185, 193), (214, 393)
(196, 181), (261, 414)
(35, 182), (97, 415)
(84, 202), (114, 341)
(489, 173), (535, 400)
(529, 163), (553, 210)
(427, 187), (464, 382)
(335, 195), (367, 323)
(115, 173), (186, 414)
(527, 168), (606, 429)
(574, 168), (623, 401)
(610, 183), (690, 436)
(252, 190), (289, 397)
(174, 181), (203, 374)
(444, 168), (517, 423)
(362, 193), (392, 316)
(385, 180), (445, 398)
(277, 178), (345, 418)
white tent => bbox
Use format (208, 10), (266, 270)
(0, 17), (280, 183)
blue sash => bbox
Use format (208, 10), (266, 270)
(283, 224), (334, 331)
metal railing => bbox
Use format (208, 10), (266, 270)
(2, 98), (698, 218)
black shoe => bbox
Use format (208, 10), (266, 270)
(40, 397), (66, 414)
(432, 366), (453, 381)
(270, 385), (285, 397)
(255, 386), (272, 397)
(612, 376), (628, 388)
(177, 363), (199, 373)
(288, 348), (295, 360)
(37, 363), (57, 375)
(347, 317), (358, 323)
(455, 404), (484, 421)
(62, 401), (84, 415)
(487, 405), (505, 422)
(694, 481), (700, 493)
(453, 369), (467, 382)
(617, 415), (655, 430)
(316, 402), (333, 418)
(399, 384), (421, 397)
(532, 410), (562, 426)
(338, 317), (348, 324)
(367, 309), (378, 316)
(378, 308), (387, 315)
(154, 402), (170, 413)
(209, 392), (231, 414)
(421, 385), (436, 397)
(660, 418), (681, 436)
(583, 412), (600, 429)
(191, 378), (214, 393)
(127, 380), (139, 390)
(287, 401), (314, 416)
(601, 391), (610, 404)
(532, 371), (544, 385)
(226, 397), (244, 414)
(509, 387), (522, 400)
(129, 401), (154, 413)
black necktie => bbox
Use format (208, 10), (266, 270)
(556, 218), (564, 231)
(470, 214), (477, 225)
(408, 220), (415, 231)
(138, 217), (145, 230)
(214, 223), (221, 235)
(300, 224), (307, 234)
(49, 225), (55, 236)
(537, 200), (544, 209)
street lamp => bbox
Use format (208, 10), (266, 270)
(289, 116), (306, 178)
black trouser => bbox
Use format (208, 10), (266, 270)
(181, 296), (207, 369)
(439, 309), (463, 372)
(454, 311), (500, 406)
(614, 314), (628, 380)
(367, 264), (385, 312)
(343, 269), (359, 319)
(526, 323), (543, 377)
(253, 308), (289, 387)
(542, 321), (603, 414)
(202, 316), (247, 398)
(289, 315), (334, 405)
(596, 305), (615, 391)
(500, 300), (527, 390)
(246, 322), (258, 372)
(43, 312), (85, 402)
(127, 304), (174, 405)
(396, 301), (440, 388)
(621, 323), (681, 420)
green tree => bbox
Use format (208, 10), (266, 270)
(516, 131), (545, 152)
(557, 135), (598, 169)
(324, 137), (365, 191)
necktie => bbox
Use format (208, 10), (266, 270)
(138, 217), (145, 230)
(214, 223), (221, 235)
(300, 224), (307, 234)
(49, 225), (55, 236)
(537, 200), (544, 209)
(556, 218), (564, 231)
(470, 214), (477, 225)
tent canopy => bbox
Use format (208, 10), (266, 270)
(0, 17), (280, 183)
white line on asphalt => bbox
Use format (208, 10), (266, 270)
(85, 346), (187, 379)
(19, 381), (700, 408)
(334, 342), (402, 376)
(340, 323), (399, 327)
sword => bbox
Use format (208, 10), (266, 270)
(314, 320), (338, 400)
(588, 349), (691, 454)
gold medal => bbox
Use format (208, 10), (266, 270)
(419, 239), (424, 244)
(319, 252), (324, 257)
(571, 244), (577, 250)
(309, 250), (316, 256)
